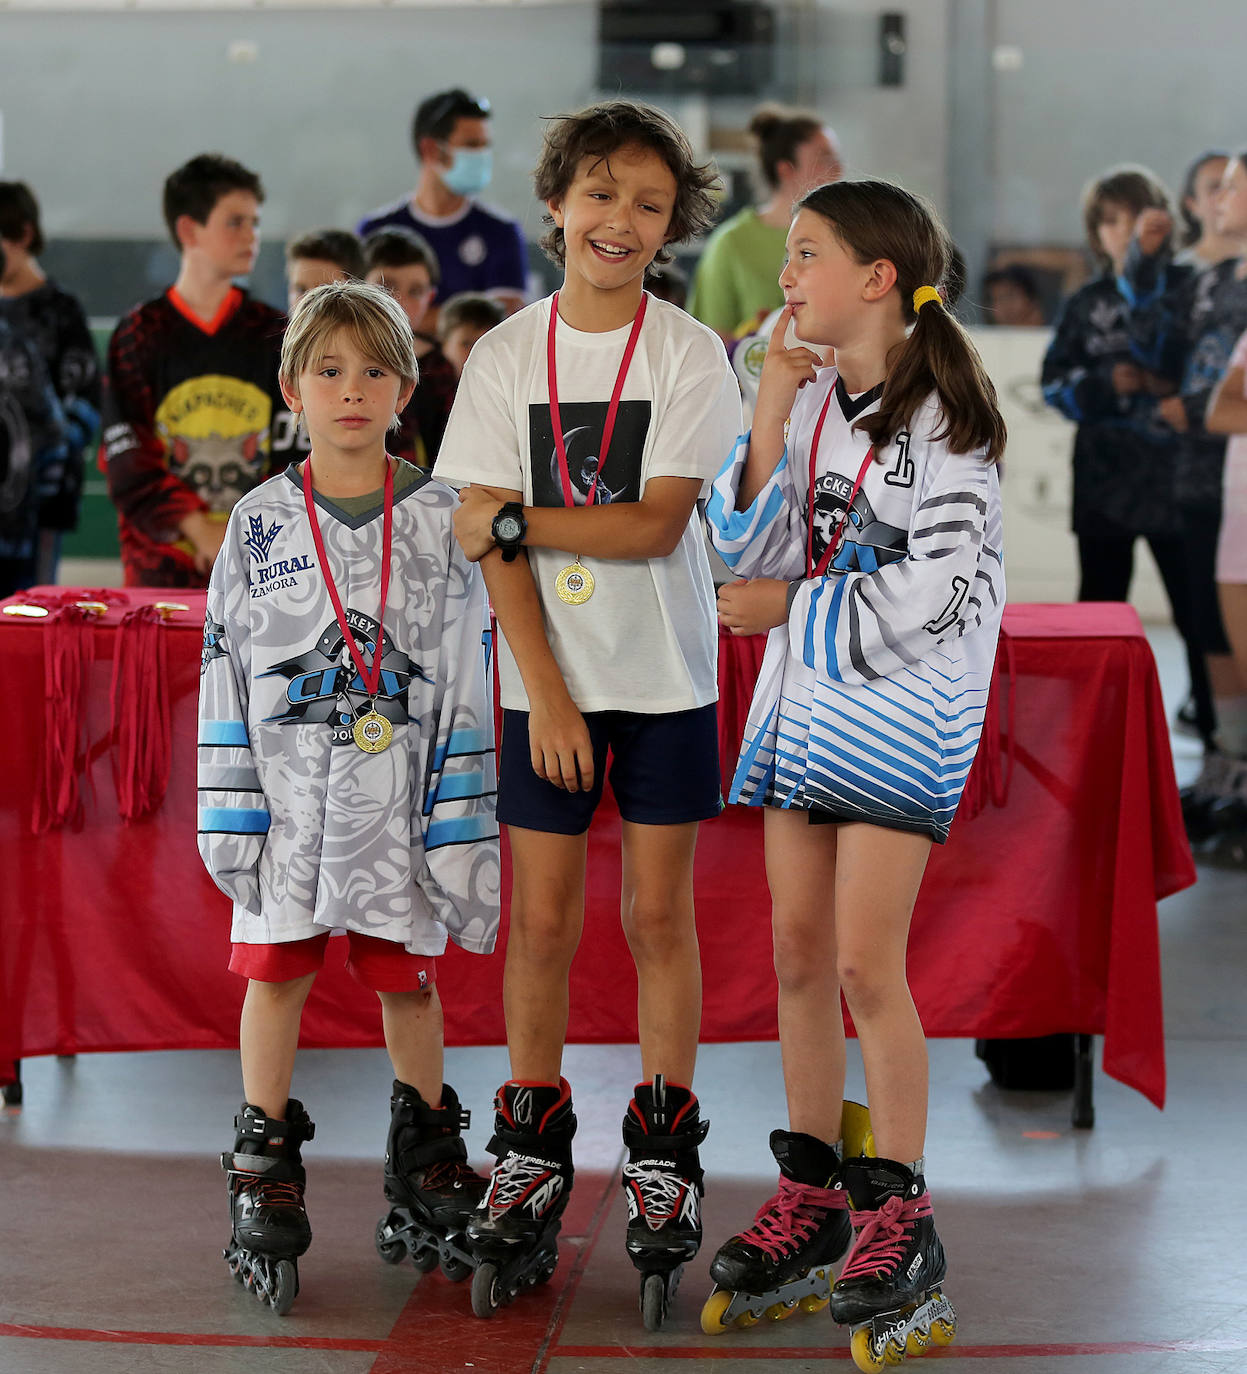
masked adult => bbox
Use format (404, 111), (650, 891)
(358, 88), (527, 331)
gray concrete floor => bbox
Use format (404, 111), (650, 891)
(2, 626), (1245, 1373)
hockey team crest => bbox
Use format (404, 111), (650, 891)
(259, 611), (431, 746)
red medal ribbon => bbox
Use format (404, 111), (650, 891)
(302, 457), (393, 698)
(805, 385), (875, 578)
(548, 290), (648, 508)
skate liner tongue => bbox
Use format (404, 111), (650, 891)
(771, 1130), (840, 1187)
(842, 1157), (921, 1210)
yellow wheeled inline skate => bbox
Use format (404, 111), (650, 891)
(831, 1155), (956, 1371)
(700, 1101), (873, 1336)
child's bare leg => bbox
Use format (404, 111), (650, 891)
(504, 826), (588, 1082)
(764, 807), (845, 1143)
(620, 820), (701, 1085)
(833, 823), (932, 1162)
(240, 973), (317, 1117)
(379, 985), (444, 1103)
(1220, 584), (1247, 687)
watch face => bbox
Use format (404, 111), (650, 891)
(495, 515), (522, 542)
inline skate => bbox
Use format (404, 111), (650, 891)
(221, 1099), (315, 1315)
(831, 1156), (956, 1371)
(374, 1081), (486, 1283)
(701, 1099), (872, 1335)
(620, 1074), (709, 1330)
(467, 1079), (576, 1318)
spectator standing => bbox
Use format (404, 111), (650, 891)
(100, 153), (285, 587)
(363, 227), (457, 467)
(358, 89), (527, 330)
(1175, 151), (1237, 270)
(0, 181), (100, 583)
(689, 105), (841, 338)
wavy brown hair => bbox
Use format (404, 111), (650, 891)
(533, 100), (719, 268)
(799, 179), (1006, 464)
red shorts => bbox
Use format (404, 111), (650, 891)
(229, 931), (437, 994)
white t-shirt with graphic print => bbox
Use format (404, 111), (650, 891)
(434, 293), (742, 714)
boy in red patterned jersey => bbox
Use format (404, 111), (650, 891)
(100, 153), (285, 587)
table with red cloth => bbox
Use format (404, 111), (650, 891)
(0, 592), (1192, 1114)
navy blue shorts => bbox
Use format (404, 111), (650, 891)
(497, 703), (722, 835)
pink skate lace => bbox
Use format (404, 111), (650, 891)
(838, 1190), (933, 1281)
(737, 1176), (847, 1260)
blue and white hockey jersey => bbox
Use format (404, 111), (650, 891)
(197, 461), (500, 954)
(707, 370), (1005, 843)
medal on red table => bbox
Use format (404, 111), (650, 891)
(547, 290), (647, 605)
(806, 386), (875, 579)
(303, 457), (396, 753)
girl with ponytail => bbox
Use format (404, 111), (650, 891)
(702, 179), (1005, 1366)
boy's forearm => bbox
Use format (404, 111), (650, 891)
(480, 550), (572, 707)
(522, 498), (689, 561)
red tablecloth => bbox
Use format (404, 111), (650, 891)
(0, 593), (1192, 1109)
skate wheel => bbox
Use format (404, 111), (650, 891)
(641, 1272), (667, 1331)
(929, 1315), (956, 1347)
(734, 1309), (760, 1328)
(765, 1299), (798, 1322)
(799, 1293), (830, 1315)
(440, 1254), (472, 1283)
(700, 1287), (734, 1336)
(269, 1260), (298, 1316)
(883, 1334), (907, 1366)
(410, 1245), (440, 1274)
(532, 1251), (558, 1286)
(374, 1219), (405, 1266)
(851, 1326), (889, 1374)
(471, 1260), (500, 1319)
(906, 1327), (931, 1357)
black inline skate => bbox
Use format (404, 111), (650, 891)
(466, 1078), (576, 1318)
(831, 1156), (957, 1371)
(701, 1129), (851, 1334)
(221, 1099), (315, 1315)
(374, 1081), (486, 1284)
(620, 1075), (709, 1330)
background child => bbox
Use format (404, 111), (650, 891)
(435, 291), (505, 378)
(284, 227), (364, 311)
(364, 226), (457, 466)
(0, 180), (100, 584)
(0, 243), (68, 596)
(100, 153), (285, 587)
(706, 178), (1004, 1364)
(1041, 166), (1213, 748)
(198, 280), (499, 1313)
(434, 99), (741, 1325)
(1125, 153), (1247, 837)
(1175, 149), (1236, 269)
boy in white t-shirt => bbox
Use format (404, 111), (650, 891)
(433, 100), (741, 1324)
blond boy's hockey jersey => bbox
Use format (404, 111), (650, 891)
(197, 463), (499, 954)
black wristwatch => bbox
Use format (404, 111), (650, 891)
(491, 501), (527, 562)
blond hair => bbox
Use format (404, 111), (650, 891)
(280, 280), (419, 393)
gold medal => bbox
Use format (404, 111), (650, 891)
(2, 604), (49, 618)
(555, 559), (594, 605)
(353, 710), (393, 753)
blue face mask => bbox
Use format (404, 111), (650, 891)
(439, 147), (493, 197)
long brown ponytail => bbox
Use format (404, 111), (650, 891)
(798, 179), (1006, 464)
